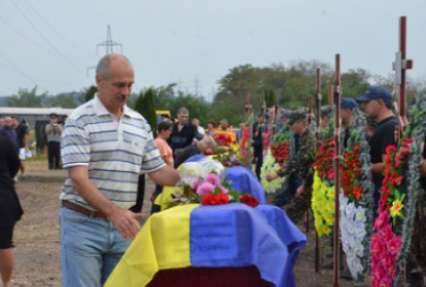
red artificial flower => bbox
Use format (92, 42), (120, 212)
(201, 192), (230, 206)
(385, 145), (397, 154)
(399, 147), (409, 154)
(239, 194), (259, 207)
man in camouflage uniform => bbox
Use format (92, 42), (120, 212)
(267, 110), (316, 223)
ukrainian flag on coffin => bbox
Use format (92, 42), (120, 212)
(104, 203), (306, 287)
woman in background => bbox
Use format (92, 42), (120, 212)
(0, 134), (23, 287)
(151, 121), (174, 213)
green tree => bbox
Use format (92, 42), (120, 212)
(135, 88), (157, 132)
(81, 86), (98, 103)
(8, 86), (47, 107)
(341, 69), (370, 98)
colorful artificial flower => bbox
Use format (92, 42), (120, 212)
(311, 170), (335, 237)
(390, 196), (404, 219)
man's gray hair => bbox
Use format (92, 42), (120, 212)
(96, 54), (131, 80)
(177, 107), (189, 115)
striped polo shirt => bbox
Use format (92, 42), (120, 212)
(60, 96), (165, 210)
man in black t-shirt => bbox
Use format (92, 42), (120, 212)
(357, 86), (400, 212)
(168, 107), (200, 152)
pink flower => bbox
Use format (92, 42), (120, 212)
(387, 237), (401, 256)
(191, 178), (202, 190)
(205, 173), (221, 186)
(374, 210), (389, 230)
(196, 182), (215, 196)
(219, 185), (229, 194)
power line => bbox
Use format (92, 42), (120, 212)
(7, 0), (81, 73)
(22, 0), (84, 53)
(0, 49), (48, 92)
(0, 13), (48, 51)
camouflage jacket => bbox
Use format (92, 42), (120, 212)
(278, 128), (316, 180)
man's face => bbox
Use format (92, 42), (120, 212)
(11, 118), (19, 128)
(96, 59), (134, 113)
(50, 116), (58, 124)
(220, 120), (228, 129)
(290, 120), (306, 135)
(320, 117), (328, 129)
(4, 117), (13, 128)
(341, 109), (352, 125)
(192, 119), (199, 127)
(177, 112), (189, 125)
(362, 99), (380, 119)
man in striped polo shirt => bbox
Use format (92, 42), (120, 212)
(59, 54), (180, 287)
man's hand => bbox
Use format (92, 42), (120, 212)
(296, 185), (305, 197)
(266, 172), (278, 182)
(108, 207), (145, 240)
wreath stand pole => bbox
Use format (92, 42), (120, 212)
(393, 15), (413, 287)
(305, 94), (314, 234)
(333, 54), (342, 287)
(393, 16), (413, 125)
(314, 67), (322, 273)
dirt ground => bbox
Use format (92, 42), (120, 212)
(10, 160), (358, 287)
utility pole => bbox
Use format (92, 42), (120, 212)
(194, 77), (200, 97)
(87, 25), (123, 78)
(97, 25), (123, 55)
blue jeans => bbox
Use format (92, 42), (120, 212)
(60, 208), (131, 287)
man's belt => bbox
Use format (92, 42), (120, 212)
(61, 200), (108, 219)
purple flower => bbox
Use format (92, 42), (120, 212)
(196, 182), (215, 196)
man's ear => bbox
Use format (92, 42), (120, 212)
(95, 74), (101, 86)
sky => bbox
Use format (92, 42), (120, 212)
(0, 0), (425, 101)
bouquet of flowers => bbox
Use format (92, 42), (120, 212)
(270, 127), (291, 163)
(370, 141), (409, 287)
(339, 109), (375, 282)
(171, 173), (260, 208)
(341, 144), (362, 201)
(313, 138), (336, 182)
(311, 170), (335, 236)
(311, 113), (336, 237)
(261, 150), (285, 195)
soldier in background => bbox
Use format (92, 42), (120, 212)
(45, 113), (63, 169)
(267, 110), (315, 223)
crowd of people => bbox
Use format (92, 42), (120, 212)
(1, 53), (425, 287)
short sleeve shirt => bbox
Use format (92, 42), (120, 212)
(168, 123), (197, 151)
(60, 96), (165, 209)
(369, 115), (399, 187)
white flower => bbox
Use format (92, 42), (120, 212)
(339, 194), (368, 281)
